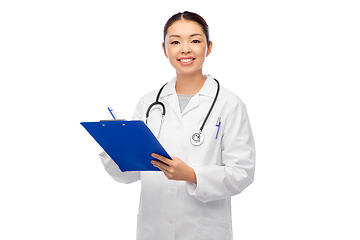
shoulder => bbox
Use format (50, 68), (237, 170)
(219, 85), (242, 102)
(133, 86), (165, 120)
(140, 88), (159, 101)
(139, 77), (176, 103)
(218, 83), (246, 111)
(135, 82), (169, 114)
(215, 82), (252, 130)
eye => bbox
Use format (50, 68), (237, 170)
(192, 40), (201, 43)
(171, 41), (180, 45)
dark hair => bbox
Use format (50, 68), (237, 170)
(163, 11), (210, 47)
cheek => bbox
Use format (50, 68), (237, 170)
(198, 45), (208, 57)
(166, 47), (178, 58)
(166, 49), (179, 65)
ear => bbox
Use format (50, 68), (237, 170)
(206, 41), (213, 57)
(162, 43), (168, 58)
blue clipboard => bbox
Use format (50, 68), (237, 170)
(80, 120), (171, 172)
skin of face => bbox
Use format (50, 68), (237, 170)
(162, 20), (213, 77)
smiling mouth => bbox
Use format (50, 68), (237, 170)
(178, 58), (195, 63)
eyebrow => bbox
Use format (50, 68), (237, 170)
(169, 33), (203, 38)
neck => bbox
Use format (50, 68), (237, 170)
(175, 70), (206, 95)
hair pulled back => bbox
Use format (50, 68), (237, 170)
(163, 11), (210, 47)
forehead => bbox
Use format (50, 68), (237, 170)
(166, 20), (204, 37)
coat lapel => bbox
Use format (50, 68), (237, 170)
(180, 94), (200, 116)
(181, 75), (217, 116)
(159, 75), (217, 119)
(159, 77), (182, 122)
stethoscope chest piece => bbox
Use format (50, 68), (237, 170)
(191, 132), (204, 146)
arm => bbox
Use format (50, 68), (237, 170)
(99, 151), (140, 184)
(98, 98), (145, 184)
(187, 101), (256, 203)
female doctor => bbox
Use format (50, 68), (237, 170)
(99, 11), (255, 240)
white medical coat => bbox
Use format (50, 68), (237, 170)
(99, 75), (255, 240)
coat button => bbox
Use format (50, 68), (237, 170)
(167, 217), (174, 224)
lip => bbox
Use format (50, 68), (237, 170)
(178, 57), (195, 66)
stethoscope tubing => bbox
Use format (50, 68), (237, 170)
(146, 78), (220, 145)
(145, 83), (167, 124)
(199, 78), (219, 133)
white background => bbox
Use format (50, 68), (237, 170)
(1, 0), (359, 239)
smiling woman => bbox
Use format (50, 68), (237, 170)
(99, 11), (255, 240)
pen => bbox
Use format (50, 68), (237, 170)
(215, 117), (221, 139)
(107, 106), (117, 120)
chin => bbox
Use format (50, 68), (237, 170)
(172, 63), (204, 76)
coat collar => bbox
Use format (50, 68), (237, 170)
(159, 74), (218, 118)
(159, 74), (217, 99)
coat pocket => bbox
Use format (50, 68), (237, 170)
(201, 217), (232, 240)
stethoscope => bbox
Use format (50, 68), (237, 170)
(146, 78), (220, 146)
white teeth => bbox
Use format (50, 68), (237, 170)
(179, 58), (194, 63)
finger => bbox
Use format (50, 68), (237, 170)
(151, 162), (170, 178)
(151, 153), (172, 166)
(151, 160), (171, 172)
(154, 164), (166, 173)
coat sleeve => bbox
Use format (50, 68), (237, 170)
(187, 101), (255, 202)
(98, 98), (144, 184)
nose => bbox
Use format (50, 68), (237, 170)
(181, 42), (191, 54)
